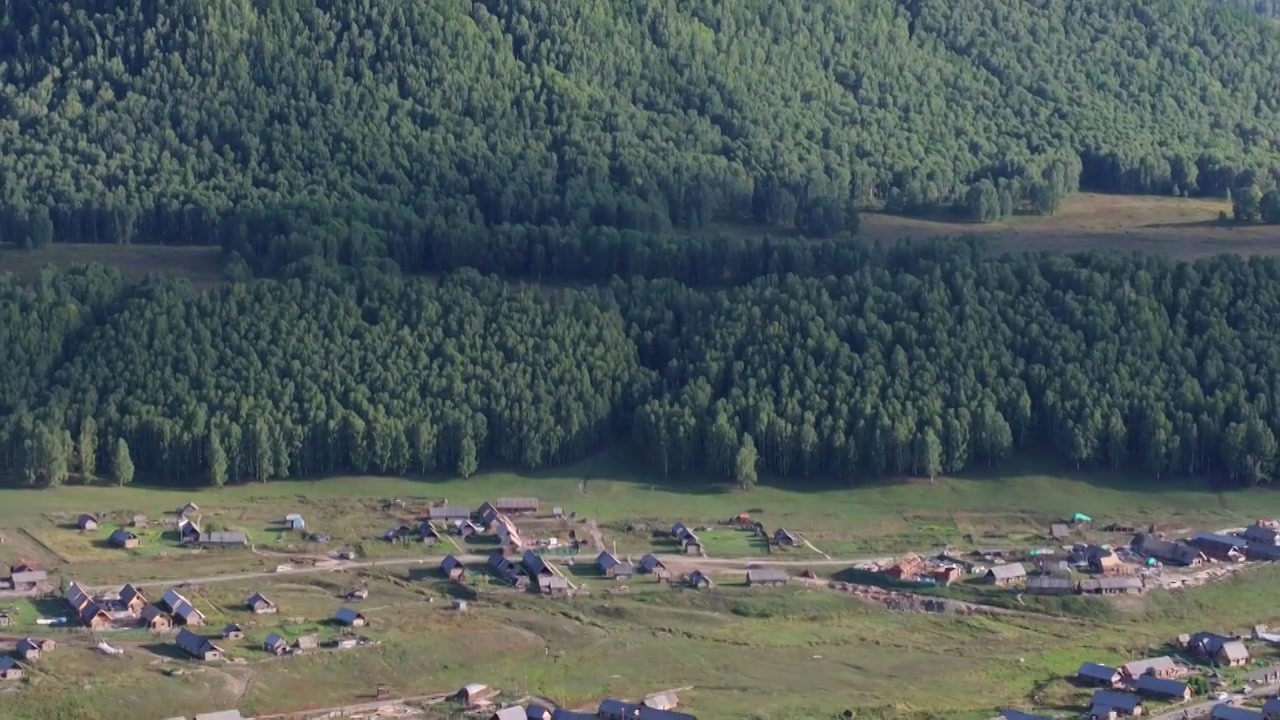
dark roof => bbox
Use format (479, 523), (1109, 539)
(77, 513), (98, 526)
(1135, 675), (1189, 698)
(418, 522), (441, 539)
(1247, 542), (1280, 559)
(335, 607), (366, 625)
(1192, 532), (1245, 550)
(80, 602), (110, 623)
(550, 710), (598, 720)
(1211, 705), (1264, 720)
(671, 522), (690, 538)
(264, 632), (287, 649)
(173, 601), (205, 623)
(774, 528), (800, 541)
(1091, 690), (1141, 712)
(597, 551), (620, 571)
(1133, 534), (1205, 565)
(161, 588), (188, 611)
(0, 656), (17, 671)
(522, 550), (551, 576)
(120, 584), (146, 605)
(247, 592), (275, 608)
(16, 638), (39, 654)
(599, 699), (639, 717)
(441, 555), (465, 574)
(1245, 523), (1280, 544)
(1190, 632), (1234, 655)
(109, 528), (138, 546)
(688, 570), (712, 585)
(1077, 662), (1119, 682)
(175, 628), (220, 657)
(141, 605), (170, 622)
(65, 581), (92, 608)
(639, 554), (665, 572)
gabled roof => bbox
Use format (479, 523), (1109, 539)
(671, 522), (690, 538)
(1027, 575), (1074, 591)
(599, 699), (639, 717)
(1134, 675), (1189, 698)
(335, 607), (366, 625)
(76, 513), (98, 526)
(246, 592), (275, 608)
(1220, 639), (1250, 661)
(1245, 522), (1280, 544)
(494, 497), (539, 511)
(540, 575), (570, 591)
(109, 528), (138, 546)
(174, 628), (220, 657)
(10, 570), (48, 584)
(747, 568), (788, 583)
(1210, 705), (1263, 720)
(173, 601), (206, 623)
(1247, 542), (1280, 559)
(639, 554), (665, 572)
(418, 522), (441, 539)
(774, 528), (800, 542)
(120, 584), (146, 606)
(1079, 577), (1143, 592)
(688, 570), (712, 586)
(491, 707), (525, 720)
(1190, 632), (1234, 655)
(80, 602), (110, 624)
(522, 550), (551, 576)
(441, 555), (465, 574)
(1123, 656), (1176, 677)
(1077, 662), (1119, 682)
(1091, 690), (1141, 712)
(597, 551), (619, 571)
(264, 632), (287, 649)
(16, 638), (39, 654)
(985, 563), (1026, 580)
(428, 505), (471, 520)
(549, 710), (598, 720)
(65, 581), (92, 610)
(161, 588), (188, 611)
(1133, 534), (1205, 565)
(0, 656), (18, 671)
(1192, 532), (1245, 550)
(141, 605), (170, 622)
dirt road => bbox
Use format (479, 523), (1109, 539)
(83, 551), (889, 592)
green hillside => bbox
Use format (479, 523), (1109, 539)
(3, 0), (1280, 268)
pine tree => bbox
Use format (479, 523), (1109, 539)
(77, 417), (98, 479)
(735, 433), (759, 490)
(113, 438), (135, 487)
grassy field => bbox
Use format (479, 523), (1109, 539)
(858, 193), (1280, 259)
(6, 454), (1280, 718)
(0, 242), (225, 286)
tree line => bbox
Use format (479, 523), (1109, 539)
(5, 242), (1280, 488)
(6, 0), (1280, 264)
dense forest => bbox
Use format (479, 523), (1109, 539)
(5, 242), (1280, 488)
(6, 0), (1280, 267)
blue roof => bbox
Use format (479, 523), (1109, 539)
(1091, 690), (1141, 712)
(1077, 662), (1118, 681)
(0, 656), (17, 670)
(599, 699), (639, 717)
(1193, 532), (1244, 547)
(264, 633), (286, 647)
(1135, 675), (1189, 698)
(335, 607), (365, 624)
(1211, 705), (1264, 720)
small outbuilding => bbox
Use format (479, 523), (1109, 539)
(246, 592), (277, 614)
(294, 634), (319, 651)
(76, 514), (99, 531)
(688, 570), (713, 589)
(983, 563), (1026, 586)
(284, 513), (306, 531)
(109, 528), (140, 549)
(263, 633), (289, 656)
(441, 555), (467, 581)
(141, 605), (173, 632)
(746, 568), (788, 587)
(0, 656), (22, 681)
(335, 607), (368, 627)
(221, 623), (245, 640)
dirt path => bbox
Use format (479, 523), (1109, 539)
(81, 551), (891, 593)
(797, 533), (831, 560)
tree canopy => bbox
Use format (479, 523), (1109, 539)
(5, 0), (1280, 262)
(6, 242), (1280, 489)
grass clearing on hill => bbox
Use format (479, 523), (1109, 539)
(0, 242), (225, 286)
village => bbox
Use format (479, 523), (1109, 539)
(6, 495), (1280, 719)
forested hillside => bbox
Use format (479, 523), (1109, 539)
(6, 244), (1280, 488)
(5, 0), (1280, 268)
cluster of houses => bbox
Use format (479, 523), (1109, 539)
(670, 522), (704, 556)
(1003, 634), (1259, 719)
(458, 685), (695, 720)
(74, 503), (251, 551)
(176, 606), (368, 662)
(388, 498), (543, 552)
(0, 637), (56, 682)
(0, 562), (49, 596)
(1130, 519), (1280, 568)
(64, 581), (210, 632)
